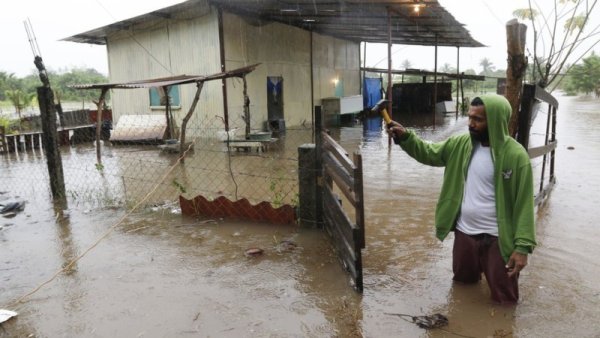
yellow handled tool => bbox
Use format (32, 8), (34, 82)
(371, 99), (400, 144)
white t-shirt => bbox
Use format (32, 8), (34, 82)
(456, 142), (498, 236)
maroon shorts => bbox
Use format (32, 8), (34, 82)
(452, 229), (519, 304)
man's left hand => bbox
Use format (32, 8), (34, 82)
(506, 252), (528, 278)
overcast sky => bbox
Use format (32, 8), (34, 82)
(1, 0), (598, 77)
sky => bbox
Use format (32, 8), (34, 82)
(1, 0), (598, 78)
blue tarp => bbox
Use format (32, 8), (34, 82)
(363, 77), (382, 109)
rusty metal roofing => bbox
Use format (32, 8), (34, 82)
(70, 63), (259, 90)
(63, 0), (483, 48)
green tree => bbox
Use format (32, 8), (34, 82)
(479, 58), (495, 75)
(440, 62), (456, 74)
(1, 67), (108, 105)
(565, 52), (600, 95)
(0, 72), (22, 100)
(4, 89), (36, 124)
(53, 67), (108, 101)
(513, 0), (600, 90)
(461, 69), (478, 92)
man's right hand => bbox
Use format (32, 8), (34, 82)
(387, 120), (408, 141)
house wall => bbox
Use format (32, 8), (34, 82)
(222, 12), (360, 130)
(104, 2), (360, 135)
(106, 1), (226, 135)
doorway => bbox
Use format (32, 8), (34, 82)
(267, 76), (285, 132)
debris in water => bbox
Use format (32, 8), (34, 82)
(245, 247), (264, 257)
(276, 240), (297, 252)
(0, 200), (26, 214)
(2, 212), (17, 218)
(385, 312), (449, 329)
(567, 146), (575, 150)
(0, 309), (18, 324)
(493, 329), (512, 337)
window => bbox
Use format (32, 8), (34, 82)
(149, 86), (181, 109)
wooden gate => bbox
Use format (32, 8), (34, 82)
(517, 84), (558, 206)
(315, 108), (365, 292)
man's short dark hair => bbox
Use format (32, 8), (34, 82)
(471, 97), (484, 106)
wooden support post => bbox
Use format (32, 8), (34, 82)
(180, 81), (204, 159)
(456, 46), (460, 119)
(314, 106), (324, 229)
(517, 84), (535, 149)
(243, 76), (251, 138)
(460, 76), (465, 115)
(506, 19), (528, 137)
(433, 35), (438, 128)
(93, 88), (108, 165)
(38, 86), (66, 201)
(387, 8), (393, 147)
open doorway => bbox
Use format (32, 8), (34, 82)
(267, 76), (285, 133)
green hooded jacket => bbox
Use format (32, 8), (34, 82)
(398, 94), (536, 262)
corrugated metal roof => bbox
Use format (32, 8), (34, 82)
(70, 63), (259, 90)
(63, 0), (483, 48)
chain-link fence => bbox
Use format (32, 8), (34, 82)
(0, 108), (313, 218)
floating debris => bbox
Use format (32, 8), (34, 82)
(567, 146), (575, 150)
(385, 312), (449, 329)
(244, 247), (264, 257)
(0, 200), (26, 214)
(2, 212), (17, 218)
(0, 309), (18, 324)
(276, 240), (297, 252)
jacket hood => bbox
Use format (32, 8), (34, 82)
(480, 94), (512, 155)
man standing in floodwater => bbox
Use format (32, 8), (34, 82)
(387, 94), (536, 304)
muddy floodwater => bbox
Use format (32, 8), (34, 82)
(2, 93), (600, 337)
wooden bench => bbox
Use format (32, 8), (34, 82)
(225, 138), (277, 153)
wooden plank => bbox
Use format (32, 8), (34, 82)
(323, 152), (357, 206)
(323, 187), (358, 248)
(322, 132), (355, 174)
(323, 211), (359, 281)
(353, 151), (365, 249)
(528, 141), (557, 159)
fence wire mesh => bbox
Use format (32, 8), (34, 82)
(1, 108), (313, 220)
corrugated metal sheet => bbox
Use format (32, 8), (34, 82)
(63, 0), (483, 48)
(102, 4), (223, 136)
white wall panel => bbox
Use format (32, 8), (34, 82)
(106, 1), (225, 137)
(105, 3), (359, 132)
(222, 12), (359, 128)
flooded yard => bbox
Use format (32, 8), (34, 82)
(2, 93), (600, 337)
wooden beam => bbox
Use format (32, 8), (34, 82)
(527, 141), (557, 159)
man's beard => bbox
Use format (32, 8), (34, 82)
(469, 128), (489, 143)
